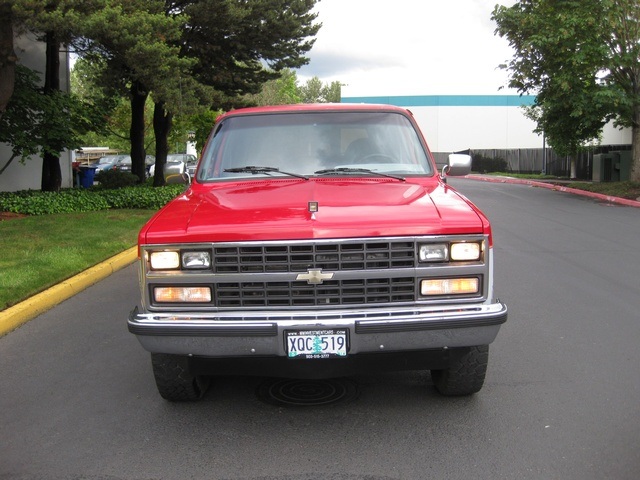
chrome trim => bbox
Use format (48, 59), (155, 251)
(128, 302), (506, 337)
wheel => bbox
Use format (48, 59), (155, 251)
(430, 346), (489, 396)
(151, 353), (210, 401)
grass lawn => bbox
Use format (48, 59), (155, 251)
(0, 209), (155, 311)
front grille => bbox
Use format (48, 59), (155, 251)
(145, 236), (489, 310)
(213, 240), (416, 273)
(216, 277), (416, 307)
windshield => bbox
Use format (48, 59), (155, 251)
(197, 111), (433, 182)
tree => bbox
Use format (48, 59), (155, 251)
(70, 55), (135, 153)
(245, 70), (343, 106)
(493, 0), (640, 182)
(188, 109), (221, 153)
(298, 76), (342, 103)
(0, 1), (17, 114)
(0, 65), (46, 174)
(181, 0), (320, 98)
(1, 1), (105, 189)
(245, 69), (301, 106)
(143, 0), (321, 186)
(80, 0), (190, 183)
(5, 0), (322, 187)
(8, 0), (106, 190)
(0, 65), (98, 177)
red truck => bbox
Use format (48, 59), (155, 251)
(128, 103), (508, 401)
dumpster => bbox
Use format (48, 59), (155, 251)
(78, 165), (98, 188)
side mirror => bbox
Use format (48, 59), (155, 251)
(442, 153), (472, 181)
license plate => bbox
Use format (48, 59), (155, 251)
(286, 329), (348, 359)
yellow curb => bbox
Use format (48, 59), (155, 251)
(0, 246), (139, 338)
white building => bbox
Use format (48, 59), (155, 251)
(341, 94), (631, 168)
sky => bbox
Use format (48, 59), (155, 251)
(296, 0), (518, 97)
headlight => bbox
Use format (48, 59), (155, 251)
(182, 251), (211, 269)
(154, 286), (212, 303)
(450, 242), (481, 261)
(421, 278), (479, 296)
(419, 244), (448, 262)
(149, 251), (180, 270)
(148, 249), (212, 270)
(418, 241), (482, 263)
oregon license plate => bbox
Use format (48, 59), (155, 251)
(286, 329), (348, 359)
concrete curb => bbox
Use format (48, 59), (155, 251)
(464, 175), (640, 208)
(0, 246), (138, 337)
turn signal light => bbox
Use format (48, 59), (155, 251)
(154, 286), (212, 303)
(421, 278), (479, 296)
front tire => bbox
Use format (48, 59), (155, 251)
(151, 353), (210, 401)
(431, 346), (489, 396)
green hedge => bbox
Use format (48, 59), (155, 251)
(0, 184), (186, 216)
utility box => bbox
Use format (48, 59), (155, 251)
(614, 150), (632, 181)
(592, 151), (631, 182)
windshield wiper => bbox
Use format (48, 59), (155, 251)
(314, 167), (405, 181)
(224, 165), (309, 180)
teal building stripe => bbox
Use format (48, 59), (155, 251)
(340, 95), (536, 107)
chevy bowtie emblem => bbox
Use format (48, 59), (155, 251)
(296, 268), (334, 285)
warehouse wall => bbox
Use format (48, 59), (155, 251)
(341, 95), (631, 154)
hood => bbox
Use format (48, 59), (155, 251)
(140, 178), (485, 244)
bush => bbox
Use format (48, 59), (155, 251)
(472, 153), (508, 173)
(0, 189), (110, 215)
(0, 184), (185, 215)
(94, 169), (139, 189)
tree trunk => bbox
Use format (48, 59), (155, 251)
(0, 2), (16, 115)
(41, 32), (62, 192)
(152, 101), (172, 187)
(130, 80), (148, 183)
(631, 108), (640, 183)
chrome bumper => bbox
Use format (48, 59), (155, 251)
(128, 302), (507, 357)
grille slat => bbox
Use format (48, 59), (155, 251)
(213, 241), (416, 273)
(215, 278), (415, 308)
(211, 240), (417, 307)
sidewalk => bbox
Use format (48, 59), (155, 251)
(465, 174), (640, 208)
(1, 175), (638, 338)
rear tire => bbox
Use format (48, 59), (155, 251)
(431, 345), (489, 396)
(151, 353), (210, 401)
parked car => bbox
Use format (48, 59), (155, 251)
(94, 155), (129, 173)
(116, 155), (155, 177)
(128, 104), (508, 401)
(169, 154), (198, 177)
(149, 153), (197, 183)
